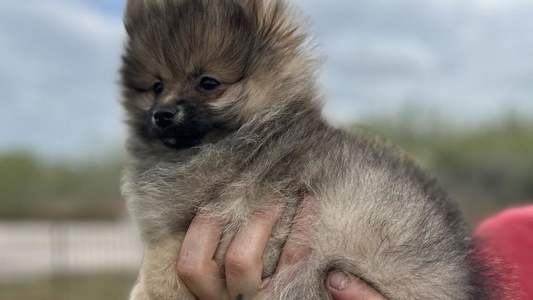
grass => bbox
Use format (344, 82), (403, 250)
(0, 273), (137, 300)
(356, 114), (533, 224)
(0, 114), (531, 225)
(0, 153), (124, 220)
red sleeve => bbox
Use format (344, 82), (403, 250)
(474, 205), (533, 300)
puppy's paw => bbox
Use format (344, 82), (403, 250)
(142, 238), (195, 300)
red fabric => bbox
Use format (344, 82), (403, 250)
(474, 205), (533, 300)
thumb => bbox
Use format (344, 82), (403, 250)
(326, 271), (386, 300)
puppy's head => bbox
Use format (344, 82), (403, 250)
(121, 0), (319, 151)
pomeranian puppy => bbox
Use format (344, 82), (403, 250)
(121, 0), (498, 299)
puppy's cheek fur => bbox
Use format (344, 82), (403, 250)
(136, 94), (156, 111)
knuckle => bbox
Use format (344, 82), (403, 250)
(177, 255), (202, 282)
(282, 249), (303, 265)
(252, 210), (279, 224)
(225, 251), (255, 275)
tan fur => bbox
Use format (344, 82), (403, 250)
(120, 0), (499, 299)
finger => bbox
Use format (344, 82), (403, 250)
(326, 271), (387, 300)
(278, 196), (316, 267)
(178, 214), (228, 300)
(225, 209), (282, 300)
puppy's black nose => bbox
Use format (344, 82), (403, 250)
(153, 107), (176, 128)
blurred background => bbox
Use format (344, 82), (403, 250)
(0, 0), (532, 299)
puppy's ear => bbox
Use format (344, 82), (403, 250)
(124, 0), (165, 33)
(124, 0), (144, 31)
(240, 0), (306, 49)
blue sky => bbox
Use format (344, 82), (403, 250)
(85, 0), (126, 16)
(1, 0), (532, 159)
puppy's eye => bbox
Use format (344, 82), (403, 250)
(153, 82), (164, 95)
(198, 77), (221, 92)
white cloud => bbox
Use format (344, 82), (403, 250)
(328, 35), (436, 79)
(0, 0), (126, 158)
(293, 0), (533, 124)
(0, 0), (532, 157)
(471, 0), (533, 13)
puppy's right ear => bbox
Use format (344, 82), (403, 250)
(125, 0), (164, 34)
(125, 0), (143, 30)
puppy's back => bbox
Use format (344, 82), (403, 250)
(202, 100), (486, 299)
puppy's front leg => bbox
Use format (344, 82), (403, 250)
(129, 275), (149, 300)
(134, 237), (195, 300)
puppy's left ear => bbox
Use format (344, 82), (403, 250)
(124, 0), (165, 33)
(241, 0), (306, 49)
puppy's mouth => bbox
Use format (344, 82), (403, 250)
(155, 124), (208, 149)
(151, 120), (210, 150)
(158, 130), (203, 149)
(148, 100), (217, 149)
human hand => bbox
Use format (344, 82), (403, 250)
(326, 271), (386, 300)
(177, 198), (385, 300)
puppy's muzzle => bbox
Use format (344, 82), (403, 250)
(150, 99), (214, 149)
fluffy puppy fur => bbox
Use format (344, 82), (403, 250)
(121, 0), (500, 299)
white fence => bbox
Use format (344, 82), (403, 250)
(0, 221), (144, 282)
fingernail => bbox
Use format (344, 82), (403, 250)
(328, 271), (351, 291)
